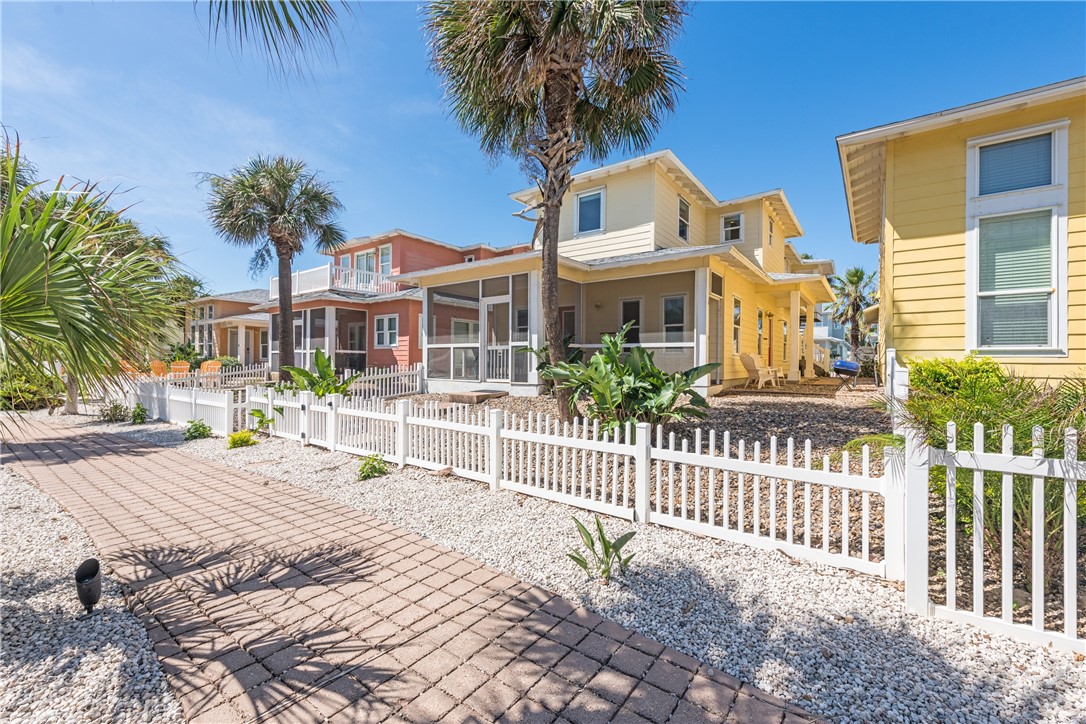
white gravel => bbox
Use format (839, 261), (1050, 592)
(87, 416), (1086, 723)
(0, 463), (183, 724)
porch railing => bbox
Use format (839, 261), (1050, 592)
(269, 262), (399, 300)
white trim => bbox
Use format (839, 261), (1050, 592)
(964, 120), (1068, 355)
(378, 244), (393, 277)
(732, 295), (743, 356)
(720, 212), (744, 244)
(463, 254), (475, 263)
(677, 196), (691, 242)
(573, 186), (606, 236)
(374, 314), (399, 348)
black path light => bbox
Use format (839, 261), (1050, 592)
(74, 558), (102, 616)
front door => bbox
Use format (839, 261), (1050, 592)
(482, 296), (510, 382)
(228, 328), (239, 358)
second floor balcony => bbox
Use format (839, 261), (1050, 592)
(269, 262), (400, 300)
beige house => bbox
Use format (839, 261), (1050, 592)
(182, 289), (271, 365)
(398, 150), (835, 395)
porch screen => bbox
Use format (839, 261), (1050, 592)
(428, 281), (480, 380)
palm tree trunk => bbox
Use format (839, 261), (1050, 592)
(539, 201), (572, 422)
(276, 252), (295, 381)
(850, 308), (861, 360)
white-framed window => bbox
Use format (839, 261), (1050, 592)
(206, 304), (215, 319)
(451, 319), (479, 343)
(464, 254), (475, 263)
(732, 297), (742, 354)
(662, 294), (687, 344)
(781, 321), (788, 364)
(678, 197), (691, 242)
(561, 308), (576, 341)
(574, 188), (605, 235)
(347, 322), (366, 351)
(721, 213), (743, 243)
(259, 330), (269, 361)
(374, 314), (399, 348)
(710, 272), (724, 298)
(757, 309), (765, 356)
(966, 120), (1068, 353)
(355, 249), (376, 273)
(378, 245), (392, 276)
(768, 218), (775, 246)
(620, 298), (641, 344)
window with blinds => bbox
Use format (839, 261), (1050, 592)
(978, 133), (1052, 195)
(977, 211), (1052, 347)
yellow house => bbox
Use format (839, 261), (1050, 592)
(838, 77), (1085, 380)
(397, 150), (836, 395)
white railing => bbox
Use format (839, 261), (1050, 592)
(902, 424), (1084, 653)
(269, 262), (399, 300)
(127, 381), (246, 436)
(813, 345), (830, 370)
(159, 363), (270, 388)
(485, 347), (511, 381)
(344, 364), (424, 400)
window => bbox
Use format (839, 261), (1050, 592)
(259, 330), (269, 360)
(732, 298), (742, 354)
(678, 197), (690, 241)
(515, 309), (529, 337)
(575, 188), (604, 235)
(721, 213), (742, 243)
(374, 315), (399, 347)
(355, 250), (375, 273)
(419, 314), (424, 349)
(378, 245), (392, 276)
(451, 319), (479, 343)
(768, 218), (775, 246)
(464, 255), (475, 263)
(966, 122), (1067, 352)
(757, 309), (764, 356)
(620, 299), (641, 344)
(561, 308), (576, 342)
(663, 295), (686, 343)
(781, 322), (788, 364)
(347, 322), (366, 351)
(710, 272), (723, 298)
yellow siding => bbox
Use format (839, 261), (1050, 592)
(653, 167), (708, 248)
(885, 95), (1086, 378)
(555, 164), (655, 260)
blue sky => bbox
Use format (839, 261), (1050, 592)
(3, 1), (1084, 294)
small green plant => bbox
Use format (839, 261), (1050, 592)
(249, 406), (284, 434)
(0, 370), (65, 411)
(228, 430), (258, 449)
(568, 515), (635, 583)
(97, 401), (130, 422)
(183, 419), (213, 440)
(130, 403), (149, 424)
(213, 355), (242, 367)
(281, 348), (364, 399)
(357, 453), (389, 480)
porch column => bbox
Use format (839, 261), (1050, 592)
(528, 270), (544, 387)
(803, 298), (816, 379)
(324, 306), (336, 361)
(693, 268), (709, 395)
(239, 325), (248, 364)
(788, 290), (801, 382)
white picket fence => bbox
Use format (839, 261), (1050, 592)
(343, 364), (424, 400)
(128, 381), (246, 436)
(903, 424), (1083, 653)
(156, 363), (271, 389)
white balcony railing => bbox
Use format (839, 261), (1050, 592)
(269, 262), (400, 300)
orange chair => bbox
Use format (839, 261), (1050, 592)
(119, 360), (139, 375)
(150, 360), (168, 377)
(169, 361), (191, 376)
(199, 360), (222, 374)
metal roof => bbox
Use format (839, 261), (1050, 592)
(190, 288), (270, 305)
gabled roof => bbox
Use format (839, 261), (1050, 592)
(188, 288), (269, 306)
(509, 149), (804, 237)
(324, 228), (523, 257)
(837, 76), (1086, 244)
(253, 287), (423, 311)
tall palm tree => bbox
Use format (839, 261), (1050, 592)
(426, 0), (686, 421)
(1, 144), (180, 414)
(202, 156), (345, 378)
(829, 266), (877, 359)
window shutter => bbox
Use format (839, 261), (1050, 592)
(978, 211), (1051, 292)
(979, 134), (1052, 195)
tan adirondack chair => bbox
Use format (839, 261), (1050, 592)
(149, 360), (169, 377)
(169, 361), (191, 377)
(740, 353), (781, 389)
(199, 360), (222, 374)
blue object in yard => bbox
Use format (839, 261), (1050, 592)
(832, 359), (861, 388)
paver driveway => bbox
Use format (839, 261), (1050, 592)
(3, 417), (818, 723)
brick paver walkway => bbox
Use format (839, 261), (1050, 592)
(3, 418), (818, 723)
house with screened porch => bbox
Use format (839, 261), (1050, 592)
(837, 76), (1085, 381)
(397, 150), (836, 396)
(254, 229), (529, 372)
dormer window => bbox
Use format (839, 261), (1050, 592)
(678, 197), (691, 241)
(575, 188), (605, 235)
(464, 255), (475, 263)
(721, 213), (742, 243)
(768, 218), (775, 246)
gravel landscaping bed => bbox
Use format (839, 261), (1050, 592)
(0, 464), (182, 724)
(93, 415), (1085, 724)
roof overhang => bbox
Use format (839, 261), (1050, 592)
(863, 303), (880, 325)
(325, 228), (522, 257)
(836, 76), (1085, 245)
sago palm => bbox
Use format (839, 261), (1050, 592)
(202, 156), (346, 378)
(1, 144), (180, 414)
(426, 0), (686, 421)
(829, 266), (877, 358)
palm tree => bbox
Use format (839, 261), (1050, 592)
(829, 266), (877, 359)
(1, 144), (180, 414)
(426, 0), (686, 421)
(202, 156), (345, 378)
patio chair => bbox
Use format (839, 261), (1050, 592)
(199, 360), (222, 374)
(149, 360), (169, 377)
(740, 353), (781, 389)
(119, 360), (139, 376)
(169, 361), (191, 378)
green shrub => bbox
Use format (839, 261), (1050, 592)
(131, 403), (149, 424)
(214, 356), (242, 367)
(901, 356), (1085, 587)
(541, 322), (718, 432)
(183, 419), (213, 440)
(281, 348), (363, 399)
(0, 370), (65, 411)
(227, 430), (258, 448)
(358, 453), (389, 480)
(98, 401), (130, 422)
(249, 406), (283, 434)
(568, 515), (635, 583)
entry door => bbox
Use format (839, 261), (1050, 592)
(483, 296), (511, 381)
(243, 331), (253, 364)
(228, 328), (239, 358)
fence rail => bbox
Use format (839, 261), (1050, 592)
(128, 381), (245, 436)
(143, 363), (271, 389)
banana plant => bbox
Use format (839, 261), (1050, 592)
(280, 348), (363, 399)
(568, 515), (635, 584)
(248, 405), (284, 435)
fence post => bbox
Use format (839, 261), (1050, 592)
(882, 446), (906, 581)
(634, 422), (652, 524)
(300, 390), (312, 446)
(396, 399), (410, 467)
(903, 426), (930, 614)
(190, 385), (197, 421)
(224, 389), (235, 435)
(329, 393), (342, 453)
(488, 410), (503, 492)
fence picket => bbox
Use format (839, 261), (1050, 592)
(1031, 426), (1044, 631)
(973, 422), (985, 617)
(1064, 428), (1079, 638)
(1001, 425), (1013, 621)
(946, 422), (958, 609)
